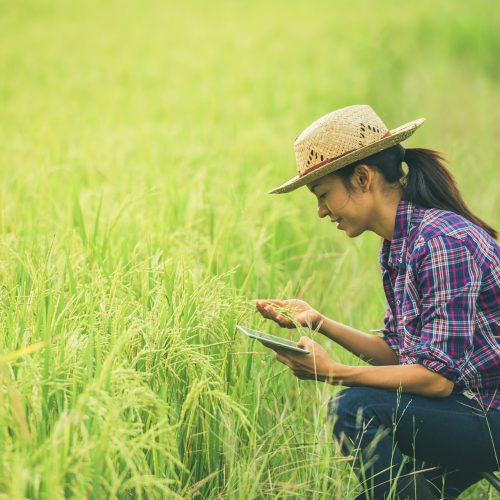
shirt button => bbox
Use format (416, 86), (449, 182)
(396, 300), (401, 305)
(403, 315), (407, 321)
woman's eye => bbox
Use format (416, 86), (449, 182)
(318, 194), (326, 201)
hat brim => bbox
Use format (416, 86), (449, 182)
(268, 117), (425, 194)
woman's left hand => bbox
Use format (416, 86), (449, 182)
(261, 336), (343, 382)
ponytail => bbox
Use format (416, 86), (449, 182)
(402, 148), (497, 240)
(331, 144), (498, 240)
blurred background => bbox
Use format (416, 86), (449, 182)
(0, 0), (498, 498)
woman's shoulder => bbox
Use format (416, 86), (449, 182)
(410, 205), (500, 269)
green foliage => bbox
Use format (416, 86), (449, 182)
(0, 0), (498, 498)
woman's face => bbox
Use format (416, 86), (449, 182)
(307, 167), (375, 238)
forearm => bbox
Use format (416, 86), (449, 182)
(316, 314), (399, 366)
(327, 363), (454, 398)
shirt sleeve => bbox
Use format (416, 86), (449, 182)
(378, 306), (400, 356)
(403, 235), (481, 383)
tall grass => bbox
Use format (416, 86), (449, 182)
(0, 0), (498, 497)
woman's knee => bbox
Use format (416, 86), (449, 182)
(327, 387), (396, 438)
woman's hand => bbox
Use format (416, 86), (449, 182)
(261, 336), (344, 383)
(254, 299), (323, 330)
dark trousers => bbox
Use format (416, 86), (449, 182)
(327, 387), (500, 499)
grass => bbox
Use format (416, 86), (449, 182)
(0, 0), (499, 497)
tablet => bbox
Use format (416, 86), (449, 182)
(236, 325), (310, 354)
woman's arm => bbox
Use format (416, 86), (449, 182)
(272, 337), (455, 398)
(255, 299), (398, 366)
(328, 362), (455, 398)
(316, 314), (399, 366)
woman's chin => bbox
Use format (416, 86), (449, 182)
(334, 219), (363, 238)
(344, 225), (364, 238)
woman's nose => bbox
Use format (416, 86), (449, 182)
(317, 205), (329, 218)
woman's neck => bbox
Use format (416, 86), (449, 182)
(370, 190), (404, 241)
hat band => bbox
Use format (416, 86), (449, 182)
(298, 130), (392, 178)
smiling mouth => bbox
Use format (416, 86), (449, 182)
(330, 217), (344, 229)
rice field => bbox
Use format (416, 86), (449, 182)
(0, 0), (499, 498)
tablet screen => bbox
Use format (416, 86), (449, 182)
(236, 325), (309, 354)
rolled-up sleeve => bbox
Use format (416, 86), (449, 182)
(379, 306), (400, 356)
(403, 236), (481, 382)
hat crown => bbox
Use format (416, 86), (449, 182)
(294, 104), (388, 177)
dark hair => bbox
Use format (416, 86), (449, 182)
(330, 144), (498, 240)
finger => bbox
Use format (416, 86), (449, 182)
(262, 303), (294, 320)
(256, 306), (280, 322)
(293, 370), (314, 380)
(276, 352), (292, 366)
(254, 299), (275, 309)
(275, 349), (291, 359)
(256, 303), (278, 317)
(276, 314), (294, 327)
(257, 309), (275, 321)
(254, 302), (295, 328)
(297, 336), (311, 348)
(276, 353), (287, 364)
(261, 306), (293, 325)
(255, 300), (271, 310)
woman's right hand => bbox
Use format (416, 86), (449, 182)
(254, 299), (323, 330)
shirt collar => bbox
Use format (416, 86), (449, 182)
(380, 196), (418, 268)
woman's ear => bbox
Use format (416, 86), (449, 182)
(353, 164), (373, 192)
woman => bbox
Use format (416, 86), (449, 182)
(255, 105), (500, 499)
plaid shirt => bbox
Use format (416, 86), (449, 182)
(374, 197), (500, 411)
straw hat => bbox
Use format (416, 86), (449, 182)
(269, 104), (425, 194)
